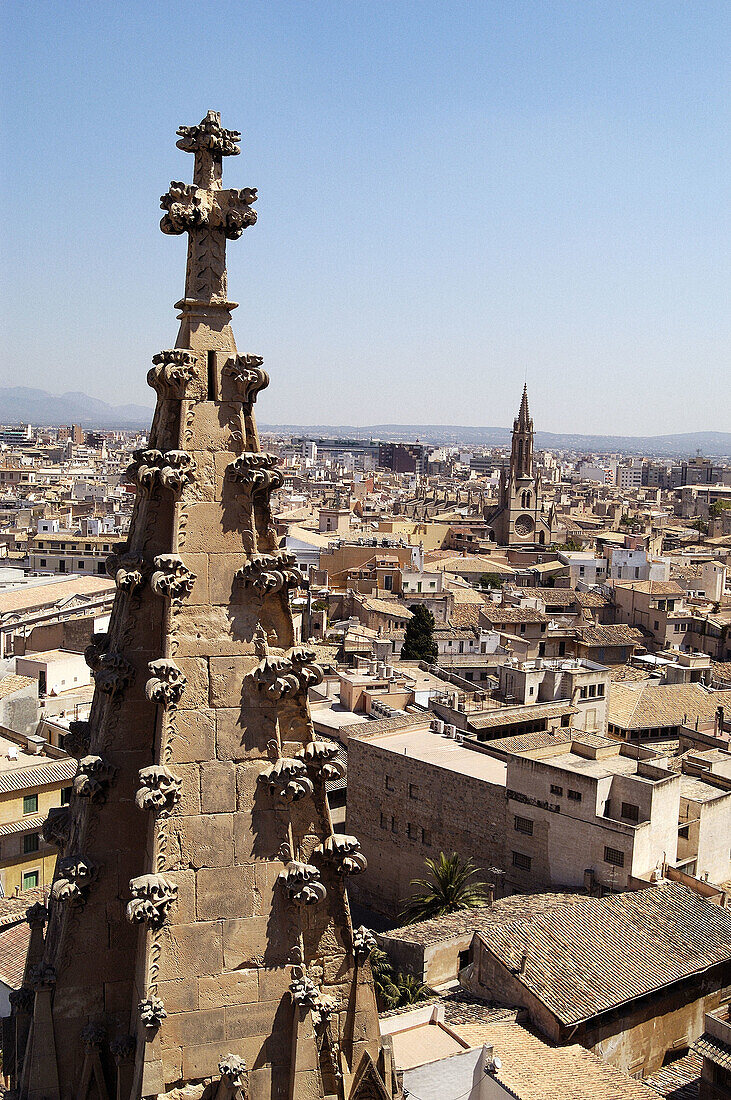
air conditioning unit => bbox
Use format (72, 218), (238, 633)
(455, 733), (464, 744)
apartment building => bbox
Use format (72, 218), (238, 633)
(0, 734), (75, 895)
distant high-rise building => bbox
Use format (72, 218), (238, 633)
(378, 441), (425, 475)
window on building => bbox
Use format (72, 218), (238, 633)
(604, 846), (625, 867)
(391, 817), (397, 833)
(520, 624), (526, 634)
(567, 789), (582, 802)
(550, 784), (563, 796)
(23, 794), (38, 816)
(407, 823), (418, 840)
(458, 949), (470, 972)
(409, 784), (419, 800)
(654, 621), (660, 631)
(23, 833), (39, 854)
(22, 871), (39, 890)
(579, 686), (588, 699)
(60, 786), (72, 805)
(385, 776), (394, 791)
(588, 684), (596, 698)
(380, 813), (387, 830)
(39, 558), (46, 567)
(512, 851), (532, 871)
(421, 828), (431, 845)
(678, 824), (689, 839)
(514, 816), (533, 836)
(621, 802), (639, 822)
(597, 684), (605, 697)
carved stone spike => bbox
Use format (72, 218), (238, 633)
(110, 1035), (136, 1060)
(127, 448), (163, 492)
(278, 861), (326, 907)
(51, 855), (97, 907)
(258, 758), (313, 804)
(135, 765), (182, 816)
(150, 554), (197, 600)
(315, 834), (367, 877)
(105, 550), (145, 592)
(64, 720), (91, 758)
(139, 995), (167, 1030)
(42, 806), (71, 849)
(224, 354), (269, 405)
(296, 740), (345, 783)
(148, 348), (197, 398)
(235, 552), (305, 596)
(145, 658), (187, 706)
(84, 632), (109, 670)
(126, 874), (177, 928)
(352, 926), (377, 959)
(73, 754), (116, 804)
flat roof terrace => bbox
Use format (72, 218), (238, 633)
(358, 725), (508, 786)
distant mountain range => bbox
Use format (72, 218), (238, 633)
(0, 388), (728, 457)
(0, 387), (154, 430)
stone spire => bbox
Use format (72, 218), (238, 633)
(510, 383), (534, 480)
(9, 112), (400, 1100)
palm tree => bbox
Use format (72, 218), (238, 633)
(395, 972), (428, 1006)
(399, 852), (489, 924)
(369, 946), (401, 1011)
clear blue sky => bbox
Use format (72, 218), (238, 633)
(1, 1), (728, 435)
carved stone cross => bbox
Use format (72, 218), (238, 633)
(160, 110), (257, 308)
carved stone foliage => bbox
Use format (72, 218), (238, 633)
(126, 874), (178, 928)
(105, 549), (145, 593)
(9, 987), (35, 1014)
(278, 861), (326, 907)
(225, 452), (283, 497)
(29, 962), (56, 990)
(235, 552), (305, 596)
(89, 652), (134, 698)
(289, 973), (336, 1030)
(64, 720), (91, 758)
(315, 834), (367, 877)
(148, 349), (197, 398)
(145, 658), (187, 706)
(42, 806), (71, 849)
(139, 995), (167, 1031)
(176, 112), (241, 157)
(223, 354), (269, 405)
(258, 758), (313, 804)
(135, 765), (182, 817)
(219, 1053), (249, 1091)
(296, 740), (345, 784)
(247, 648), (324, 702)
(150, 554), (197, 601)
(51, 855), (97, 907)
(352, 926), (377, 959)
(110, 1035), (136, 1061)
(73, 754), (116, 804)
(81, 1022), (106, 1049)
(127, 448), (195, 495)
(160, 181), (257, 240)
(25, 902), (49, 929)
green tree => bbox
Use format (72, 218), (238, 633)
(400, 604), (438, 661)
(394, 972), (428, 1006)
(479, 572), (503, 589)
(369, 946), (401, 1011)
(399, 852), (489, 924)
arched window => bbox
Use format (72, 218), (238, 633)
(525, 491), (531, 509)
(538, 531), (545, 545)
(518, 440), (523, 467)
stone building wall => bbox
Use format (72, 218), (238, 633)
(346, 737), (507, 917)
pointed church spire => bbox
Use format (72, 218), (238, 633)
(518, 382), (530, 427)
